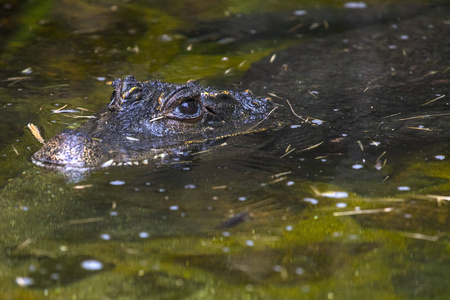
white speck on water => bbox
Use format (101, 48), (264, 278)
(296, 267), (305, 275)
(273, 265), (282, 272)
(21, 67), (33, 74)
(293, 10), (307, 16)
(110, 211), (118, 216)
(81, 260), (103, 271)
(389, 45), (397, 49)
(109, 180), (125, 186)
(348, 234), (359, 240)
(321, 191), (348, 198)
(435, 155), (445, 160)
(336, 202), (347, 208)
(184, 184), (196, 189)
(404, 213), (412, 218)
(344, 2), (367, 9)
(398, 186), (410, 191)
(139, 232), (150, 238)
(169, 205), (179, 211)
(400, 35), (409, 40)
(352, 164), (364, 170)
(15, 277), (34, 287)
(245, 240), (254, 247)
(222, 231), (230, 237)
(290, 124), (301, 128)
(158, 188), (166, 193)
(238, 196), (247, 201)
(160, 34), (173, 42)
(100, 233), (111, 240)
(221, 57), (229, 61)
(304, 198), (319, 205)
(286, 225), (293, 231)
(286, 181), (294, 186)
(96, 77), (106, 81)
(312, 119), (323, 125)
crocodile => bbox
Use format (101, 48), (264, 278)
(32, 4), (449, 173)
(32, 76), (277, 170)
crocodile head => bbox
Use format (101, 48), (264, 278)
(32, 75), (275, 170)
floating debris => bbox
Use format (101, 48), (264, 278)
(397, 186), (410, 191)
(11, 144), (19, 155)
(333, 207), (395, 216)
(80, 260), (103, 271)
(304, 198), (319, 205)
(212, 185), (227, 190)
(15, 277), (34, 287)
(312, 186), (349, 198)
(401, 232), (444, 242)
(270, 53), (277, 63)
(286, 99), (306, 120)
(272, 171), (292, 178)
(298, 141), (324, 152)
(139, 232), (150, 238)
(73, 184), (93, 190)
(216, 211), (250, 229)
(110, 180), (125, 186)
(344, 2), (368, 9)
(357, 140), (364, 152)
(27, 123), (44, 144)
(21, 67), (32, 74)
(421, 94), (446, 106)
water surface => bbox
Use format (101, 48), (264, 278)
(0, 0), (449, 299)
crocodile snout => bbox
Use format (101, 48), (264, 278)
(32, 130), (107, 169)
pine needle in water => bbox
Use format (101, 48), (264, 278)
(27, 123), (44, 144)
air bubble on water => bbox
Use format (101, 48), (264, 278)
(80, 260), (103, 271)
(304, 198), (318, 205)
(109, 180), (125, 186)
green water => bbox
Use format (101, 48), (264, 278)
(0, 0), (449, 299)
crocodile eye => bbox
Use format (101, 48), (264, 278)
(168, 99), (202, 121)
(176, 100), (200, 115)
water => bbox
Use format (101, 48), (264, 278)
(1, 0), (449, 299)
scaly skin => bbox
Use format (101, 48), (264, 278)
(32, 76), (276, 169)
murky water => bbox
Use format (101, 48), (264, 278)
(1, 0), (449, 299)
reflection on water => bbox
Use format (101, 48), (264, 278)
(0, 0), (449, 299)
